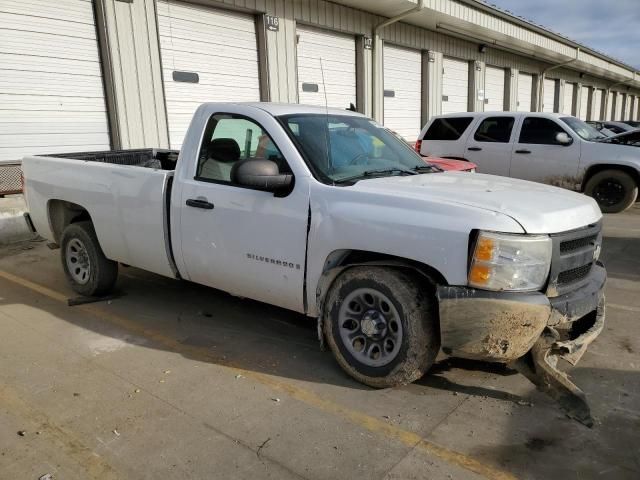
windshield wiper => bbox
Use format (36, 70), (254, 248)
(412, 164), (442, 173)
(334, 167), (417, 184)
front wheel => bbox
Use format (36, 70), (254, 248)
(61, 221), (118, 297)
(323, 267), (440, 388)
(584, 169), (638, 213)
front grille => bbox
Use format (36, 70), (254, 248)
(560, 235), (597, 254)
(547, 222), (602, 297)
(557, 264), (593, 284)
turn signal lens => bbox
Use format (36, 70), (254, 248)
(474, 237), (494, 261)
(469, 264), (491, 285)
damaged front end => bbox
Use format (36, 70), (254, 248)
(511, 297), (605, 427)
(438, 255), (606, 427)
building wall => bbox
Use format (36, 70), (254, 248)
(95, 0), (640, 148)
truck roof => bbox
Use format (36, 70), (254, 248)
(200, 102), (365, 118)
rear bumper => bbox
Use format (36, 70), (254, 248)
(436, 262), (606, 363)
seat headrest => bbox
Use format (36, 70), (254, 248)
(209, 138), (240, 163)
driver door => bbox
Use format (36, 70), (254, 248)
(178, 113), (309, 313)
(509, 116), (580, 185)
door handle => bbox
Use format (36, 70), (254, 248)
(467, 147), (482, 151)
(515, 149), (531, 154)
(186, 198), (214, 210)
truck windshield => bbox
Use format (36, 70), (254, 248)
(279, 114), (434, 184)
(560, 117), (606, 141)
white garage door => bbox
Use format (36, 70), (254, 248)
(157, 1), (260, 149)
(614, 92), (623, 120)
(297, 25), (356, 110)
(542, 78), (557, 113)
(623, 94), (631, 120)
(383, 44), (421, 141)
(562, 83), (576, 115)
(442, 58), (469, 115)
(485, 66), (505, 111)
(592, 89), (604, 120)
(0, 0), (110, 162)
(517, 73), (534, 112)
(578, 87), (590, 120)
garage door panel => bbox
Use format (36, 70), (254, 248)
(1, 72), (106, 98)
(0, 12), (97, 38)
(1, 0), (97, 24)
(442, 58), (469, 115)
(0, 53), (102, 77)
(0, 0), (110, 162)
(579, 87), (590, 120)
(592, 89), (603, 120)
(296, 25), (356, 109)
(1, 30), (105, 62)
(485, 66), (505, 111)
(158, 1), (260, 149)
(517, 73), (533, 112)
(383, 44), (421, 141)
(543, 78), (556, 112)
(562, 83), (575, 115)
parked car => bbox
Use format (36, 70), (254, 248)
(22, 103), (606, 423)
(622, 120), (640, 128)
(598, 129), (640, 147)
(417, 112), (640, 213)
(587, 120), (637, 135)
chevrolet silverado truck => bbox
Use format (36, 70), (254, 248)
(417, 112), (640, 213)
(22, 103), (606, 424)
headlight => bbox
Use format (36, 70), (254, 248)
(469, 168), (476, 173)
(468, 231), (552, 291)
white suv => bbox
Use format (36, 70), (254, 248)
(416, 112), (640, 213)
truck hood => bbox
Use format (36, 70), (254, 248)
(352, 172), (602, 234)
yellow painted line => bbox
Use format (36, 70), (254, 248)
(0, 384), (119, 479)
(0, 269), (517, 480)
(608, 303), (640, 314)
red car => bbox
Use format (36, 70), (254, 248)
(424, 156), (476, 172)
(388, 128), (477, 173)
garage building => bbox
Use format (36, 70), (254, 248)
(1, 0), (640, 163)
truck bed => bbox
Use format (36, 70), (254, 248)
(46, 148), (179, 171)
(22, 149), (179, 279)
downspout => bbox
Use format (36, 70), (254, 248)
(537, 48), (580, 111)
(604, 75), (631, 120)
(372, 0), (425, 122)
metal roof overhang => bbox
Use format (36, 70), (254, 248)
(335, 0), (640, 88)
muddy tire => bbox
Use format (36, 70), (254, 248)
(323, 266), (439, 388)
(60, 221), (118, 297)
(584, 169), (638, 213)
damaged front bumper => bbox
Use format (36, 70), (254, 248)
(437, 263), (606, 426)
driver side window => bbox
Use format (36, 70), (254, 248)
(196, 114), (289, 183)
(519, 117), (568, 145)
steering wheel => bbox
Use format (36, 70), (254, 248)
(348, 152), (370, 166)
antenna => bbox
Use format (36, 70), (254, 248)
(319, 58), (333, 172)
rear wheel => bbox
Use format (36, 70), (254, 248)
(323, 267), (439, 388)
(584, 169), (638, 213)
(61, 221), (118, 296)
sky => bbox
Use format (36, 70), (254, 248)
(487, 0), (640, 69)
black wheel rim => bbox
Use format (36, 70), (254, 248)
(338, 288), (403, 367)
(593, 178), (626, 207)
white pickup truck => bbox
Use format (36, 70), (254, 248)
(417, 112), (640, 213)
(22, 103), (606, 424)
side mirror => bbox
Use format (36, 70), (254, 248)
(231, 159), (293, 193)
(556, 132), (573, 145)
